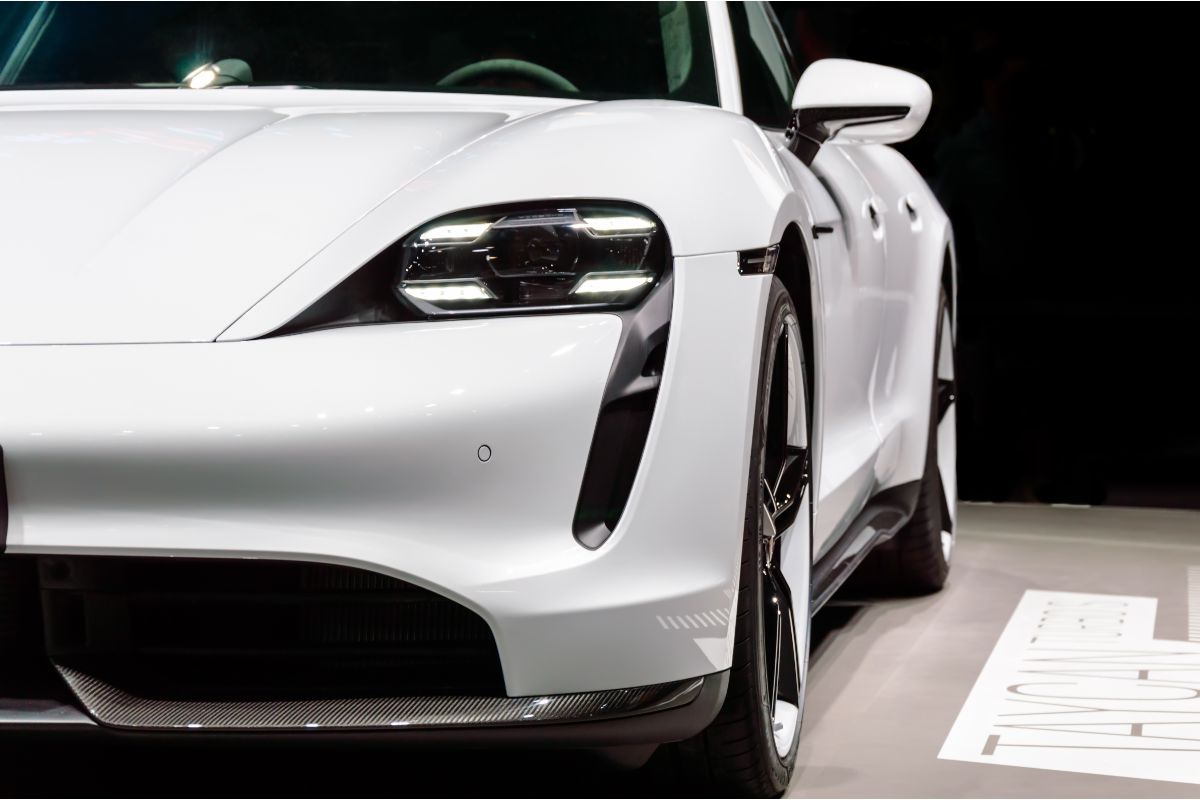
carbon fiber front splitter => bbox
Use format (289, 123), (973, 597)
(5, 667), (728, 747)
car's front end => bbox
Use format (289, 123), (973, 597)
(0, 222), (764, 740)
(0, 184), (770, 742)
(0, 0), (804, 745)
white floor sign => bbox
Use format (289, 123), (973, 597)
(939, 590), (1200, 785)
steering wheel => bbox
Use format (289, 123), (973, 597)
(437, 59), (579, 94)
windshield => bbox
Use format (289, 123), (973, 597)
(0, 1), (719, 104)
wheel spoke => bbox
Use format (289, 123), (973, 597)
(767, 563), (800, 705)
(761, 478), (778, 517)
(768, 446), (808, 533)
(768, 571), (782, 718)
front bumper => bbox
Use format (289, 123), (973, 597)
(0, 253), (769, 704)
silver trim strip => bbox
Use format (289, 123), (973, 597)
(737, 244), (780, 275)
(56, 665), (705, 732)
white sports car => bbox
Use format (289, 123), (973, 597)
(0, 2), (955, 794)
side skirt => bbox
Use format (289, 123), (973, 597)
(810, 481), (920, 612)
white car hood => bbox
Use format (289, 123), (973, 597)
(0, 90), (565, 344)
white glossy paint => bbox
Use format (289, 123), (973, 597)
(0, 93), (568, 344)
(847, 144), (953, 492)
(0, 7), (954, 701)
(792, 58), (932, 146)
(0, 89), (792, 344)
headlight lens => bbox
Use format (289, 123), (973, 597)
(396, 203), (665, 317)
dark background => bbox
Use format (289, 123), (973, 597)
(772, 3), (1200, 509)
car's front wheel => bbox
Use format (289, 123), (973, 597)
(678, 280), (811, 797)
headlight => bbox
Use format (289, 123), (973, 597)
(396, 203), (666, 317)
(267, 201), (668, 337)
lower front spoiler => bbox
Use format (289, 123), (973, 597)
(1, 671), (728, 748)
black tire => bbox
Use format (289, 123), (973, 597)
(858, 289), (954, 595)
(676, 280), (810, 798)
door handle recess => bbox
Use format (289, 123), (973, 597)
(866, 200), (881, 230)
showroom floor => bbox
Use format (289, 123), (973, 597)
(4, 503), (1198, 797)
(789, 503), (1200, 798)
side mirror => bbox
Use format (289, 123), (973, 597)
(786, 59), (931, 165)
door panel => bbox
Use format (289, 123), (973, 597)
(838, 144), (925, 488)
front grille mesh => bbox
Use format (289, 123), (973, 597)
(0, 557), (61, 697)
(0, 558), (38, 648)
(39, 556), (505, 699)
(58, 664), (703, 732)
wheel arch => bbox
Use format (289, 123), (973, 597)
(771, 221), (824, 564)
(773, 224), (817, 425)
